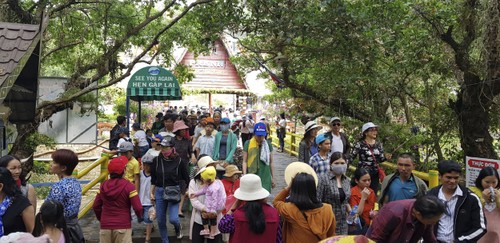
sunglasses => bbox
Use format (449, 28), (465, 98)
(368, 128), (378, 132)
(332, 123), (341, 126)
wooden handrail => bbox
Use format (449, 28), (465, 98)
(33, 139), (109, 158)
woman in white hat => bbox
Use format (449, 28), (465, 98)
(298, 121), (322, 164)
(188, 155), (226, 243)
(219, 174), (280, 243)
(273, 163), (335, 243)
(350, 122), (388, 192)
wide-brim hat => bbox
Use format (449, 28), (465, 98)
(234, 174), (270, 201)
(329, 117), (341, 124)
(195, 156), (218, 177)
(362, 122), (378, 134)
(223, 165), (242, 177)
(285, 162), (318, 187)
(172, 120), (189, 133)
(304, 121), (322, 133)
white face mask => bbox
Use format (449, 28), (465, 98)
(331, 164), (347, 175)
(220, 124), (230, 132)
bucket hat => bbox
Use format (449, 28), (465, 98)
(284, 162), (318, 187)
(361, 122), (378, 134)
(172, 120), (189, 133)
(223, 165), (242, 177)
(234, 174), (270, 201)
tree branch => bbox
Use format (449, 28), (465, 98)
(36, 0), (213, 115)
(6, 0), (34, 23)
(41, 41), (82, 61)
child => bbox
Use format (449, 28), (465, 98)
(190, 166), (226, 239)
(93, 156), (143, 243)
(140, 154), (155, 243)
(194, 120), (216, 159)
(103, 127), (131, 155)
(221, 165), (242, 214)
(32, 200), (69, 243)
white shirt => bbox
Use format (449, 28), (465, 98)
(330, 133), (343, 154)
(134, 130), (149, 147)
(437, 186), (463, 242)
(139, 171), (152, 206)
(117, 137), (131, 148)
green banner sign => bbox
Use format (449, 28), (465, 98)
(127, 66), (182, 101)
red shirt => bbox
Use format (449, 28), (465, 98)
(93, 178), (143, 229)
(349, 186), (376, 225)
(230, 203), (280, 243)
(221, 178), (240, 214)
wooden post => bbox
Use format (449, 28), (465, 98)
(208, 93), (213, 115)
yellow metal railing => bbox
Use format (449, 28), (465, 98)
(77, 153), (112, 219)
(269, 128), (440, 188)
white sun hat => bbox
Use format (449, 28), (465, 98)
(304, 121), (322, 133)
(361, 122), (378, 133)
(234, 174), (270, 201)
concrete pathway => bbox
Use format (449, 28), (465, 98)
(80, 150), (298, 242)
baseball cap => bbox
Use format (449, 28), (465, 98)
(153, 134), (163, 142)
(315, 133), (329, 145)
(141, 153), (155, 164)
(220, 117), (231, 124)
(117, 141), (134, 152)
(200, 166), (216, 181)
(253, 122), (267, 136)
(108, 156), (128, 174)
(160, 136), (174, 147)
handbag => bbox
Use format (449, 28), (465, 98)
(160, 157), (182, 202)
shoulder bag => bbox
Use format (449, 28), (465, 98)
(160, 157), (182, 203)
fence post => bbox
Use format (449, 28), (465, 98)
(290, 134), (296, 155)
(100, 153), (110, 183)
(429, 170), (439, 188)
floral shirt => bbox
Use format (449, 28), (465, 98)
(46, 177), (82, 219)
(350, 141), (386, 168)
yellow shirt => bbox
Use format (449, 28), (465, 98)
(125, 157), (140, 183)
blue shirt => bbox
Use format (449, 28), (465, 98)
(387, 175), (418, 202)
(46, 177), (82, 219)
(308, 152), (330, 176)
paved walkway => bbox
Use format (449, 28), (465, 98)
(80, 150), (298, 243)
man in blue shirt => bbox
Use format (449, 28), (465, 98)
(379, 153), (428, 207)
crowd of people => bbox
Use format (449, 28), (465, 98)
(0, 109), (499, 243)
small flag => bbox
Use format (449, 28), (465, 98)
(254, 58), (285, 89)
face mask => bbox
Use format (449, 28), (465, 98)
(331, 164), (347, 175)
(220, 124), (230, 132)
(161, 147), (176, 158)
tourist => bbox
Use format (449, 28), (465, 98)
(348, 168), (376, 234)
(379, 153), (427, 207)
(46, 149), (84, 242)
(213, 111), (222, 131)
(151, 112), (164, 135)
(212, 117), (238, 178)
(298, 120), (322, 164)
(143, 134), (163, 160)
(190, 167), (226, 239)
(308, 133), (331, 176)
(219, 174), (280, 243)
(0, 155), (37, 212)
(242, 122), (276, 192)
(324, 117), (350, 159)
(32, 200), (69, 243)
(158, 113), (177, 137)
(172, 120), (196, 218)
(140, 154), (155, 243)
(93, 156), (143, 243)
(195, 119), (216, 159)
(132, 122), (150, 158)
(109, 115), (126, 150)
(366, 195), (445, 242)
(150, 137), (189, 242)
(427, 160), (487, 242)
(317, 152), (351, 235)
(277, 113), (286, 152)
(273, 167), (335, 242)
(470, 166), (500, 242)
(0, 167), (34, 236)
(350, 122), (389, 192)
(189, 155), (225, 243)
(117, 141), (140, 191)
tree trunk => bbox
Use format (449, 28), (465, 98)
(452, 79), (497, 159)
